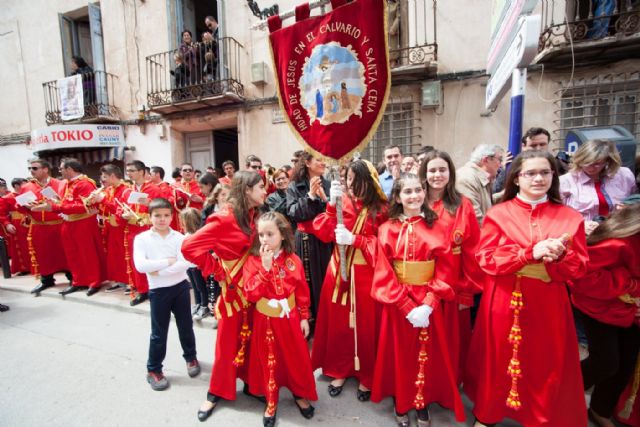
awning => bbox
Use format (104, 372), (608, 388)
(39, 146), (126, 167)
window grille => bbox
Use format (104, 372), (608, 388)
(556, 72), (640, 147)
(361, 98), (422, 164)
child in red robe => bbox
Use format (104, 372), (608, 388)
(243, 211), (317, 427)
(311, 159), (388, 401)
(465, 150), (588, 427)
(371, 173), (465, 426)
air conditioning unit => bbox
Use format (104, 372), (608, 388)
(421, 80), (442, 108)
(251, 62), (270, 85)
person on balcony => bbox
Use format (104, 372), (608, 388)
(70, 56), (95, 106)
(179, 30), (199, 85)
(201, 32), (217, 83)
(170, 52), (189, 88)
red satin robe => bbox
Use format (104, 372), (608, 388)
(92, 182), (131, 285)
(125, 181), (163, 294)
(51, 176), (105, 288)
(173, 179), (203, 210)
(464, 198), (588, 426)
(19, 179), (68, 277)
(432, 197), (483, 389)
(0, 194), (31, 274)
(371, 216), (465, 420)
(181, 204), (257, 400)
(243, 252), (318, 409)
(310, 198), (387, 388)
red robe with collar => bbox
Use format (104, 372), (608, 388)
(173, 179), (204, 211)
(371, 216), (465, 420)
(0, 193), (31, 274)
(243, 252), (318, 408)
(181, 204), (257, 400)
(18, 179), (68, 277)
(51, 176), (105, 288)
(464, 198), (588, 426)
(432, 197), (483, 389)
(310, 198), (387, 389)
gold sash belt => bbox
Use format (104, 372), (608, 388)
(516, 263), (551, 283)
(10, 212), (25, 220)
(30, 218), (63, 226)
(65, 213), (95, 222)
(393, 260), (435, 285)
(255, 294), (296, 317)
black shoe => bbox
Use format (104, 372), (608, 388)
(130, 293), (148, 306)
(86, 287), (100, 296)
(0, 303), (9, 312)
(293, 397), (314, 419)
(197, 396), (220, 422)
(17, 271), (30, 276)
(243, 383), (267, 403)
(328, 383), (344, 397)
(263, 413), (276, 427)
(31, 282), (54, 294)
(395, 412), (409, 427)
(60, 285), (82, 296)
(356, 388), (371, 402)
(64, 271), (73, 282)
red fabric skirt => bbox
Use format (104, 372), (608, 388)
(311, 264), (381, 388)
(371, 304), (465, 420)
(127, 224), (150, 293)
(104, 224), (129, 284)
(8, 220), (31, 274)
(247, 311), (317, 404)
(61, 218), (105, 287)
(28, 222), (68, 277)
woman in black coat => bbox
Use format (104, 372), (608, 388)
(286, 152), (333, 321)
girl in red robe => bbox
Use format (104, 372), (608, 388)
(243, 211), (317, 427)
(418, 150), (484, 407)
(465, 150), (589, 427)
(181, 171), (267, 422)
(371, 173), (465, 426)
(571, 202), (640, 427)
(311, 159), (388, 401)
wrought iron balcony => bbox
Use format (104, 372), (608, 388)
(387, 0), (438, 81)
(537, 0), (640, 66)
(42, 71), (119, 125)
(146, 37), (245, 114)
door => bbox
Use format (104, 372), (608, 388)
(186, 131), (214, 172)
(88, 3), (107, 112)
(213, 128), (238, 170)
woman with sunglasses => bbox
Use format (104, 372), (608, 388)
(466, 150), (589, 427)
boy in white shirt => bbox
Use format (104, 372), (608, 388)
(133, 198), (200, 390)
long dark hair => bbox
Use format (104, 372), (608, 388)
(347, 160), (385, 217)
(291, 151), (313, 182)
(501, 150), (562, 204)
(250, 211), (296, 255)
(387, 173), (437, 226)
(418, 149), (462, 214)
(227, 170), (263, 235)
(587, 203), (640, 245)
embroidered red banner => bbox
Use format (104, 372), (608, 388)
(268, 0), (390, 162)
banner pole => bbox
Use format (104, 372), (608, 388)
(507, 68), (526, 159)
(331, 166), (348, 281)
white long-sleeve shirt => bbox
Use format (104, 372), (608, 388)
(133, 228), (193, 289)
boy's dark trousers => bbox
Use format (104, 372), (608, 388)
(147, 280), (197, 373)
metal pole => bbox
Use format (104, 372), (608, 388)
(508, 68), (526, 158)
(331, 166), (348, 281)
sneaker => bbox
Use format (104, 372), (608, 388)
(187, 360), (201, 377)
(105, 283), (125, 293)
(147, 371), (169, 391)
(193, 306), (210, 321)
(191, 304), (201, 315)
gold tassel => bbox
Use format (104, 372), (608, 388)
(26, 222), (40, 279)
(354, 355), (361, 371)
(506, 276), (524, 410)
(233, 309), (251, 367)
(123, 225), (135, 300)
(619, 353), (640, 419)
(413, 328), (429, 410)
(265, 319), (278, 416)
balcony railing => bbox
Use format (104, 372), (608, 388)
(146, 37), (245, 113)
(387, 0), (437, 72)
(538, 0), (640, 62)
(43, 71), (119, 125)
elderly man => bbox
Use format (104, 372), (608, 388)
(456, 144), (504, 226)
(378, 144), (403, 198)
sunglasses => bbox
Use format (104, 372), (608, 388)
(28, 166), (41, 171)
(250, 165), (261, 170)
(182, 168), (193, 172)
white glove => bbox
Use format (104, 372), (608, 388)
(329, 180), (343, 206)
(278, 298), (291, 318)
(406, 305), (434, 328)
(335, 224), (355, 246)
(267, 299), (279, 309)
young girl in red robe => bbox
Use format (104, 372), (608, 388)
(465, 150), (589, 427)
(181, 171), (267, 422)
(571, 202), (640, 427)
(311, 159), (387, 401)
(371, 173), (465, 427)
(243, 211), (317, 427)
(418, 150), (484, 407)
